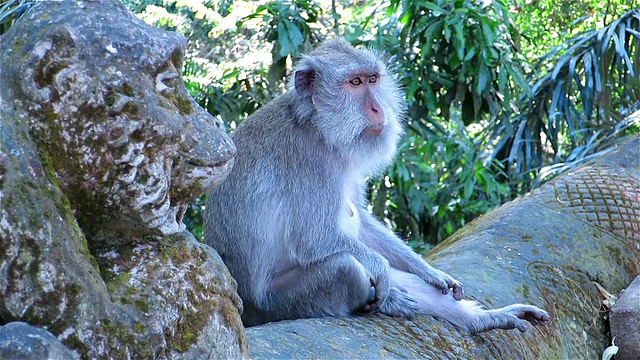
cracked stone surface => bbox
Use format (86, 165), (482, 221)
(0, 0), (246, 358)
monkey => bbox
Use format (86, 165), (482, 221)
(204, 38), (550, 333)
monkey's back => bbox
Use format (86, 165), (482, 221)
(204, 92), (345, 319)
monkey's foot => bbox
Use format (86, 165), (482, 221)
(474, 304), (551, 333)
(379, 286), (418, 318)
(362, 278), (381, 313)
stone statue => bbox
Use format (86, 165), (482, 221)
(0, 0), (246, 358)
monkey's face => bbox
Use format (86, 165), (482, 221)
(297, 39), (406, 175)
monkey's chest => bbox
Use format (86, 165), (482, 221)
(338, 198), (361, 239)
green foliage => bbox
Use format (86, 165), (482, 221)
(0, 0), (36, 34)
(382, 0), (529, 124)
(360, 0), (524, 243)
(3, 0), (637, 246)
(183, 195), (206, 241)
(490, 9), (640, 189)
(243, 0), (323, 87)
(374, 119), (508, 248)
(514, 0), (638, 62)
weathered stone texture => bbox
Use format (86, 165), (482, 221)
(0, 0), (246, 358)
(0, 322), (78, 360)
(610, 275), (640, 360)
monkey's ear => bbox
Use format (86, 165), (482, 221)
(294, 69), (316, 96)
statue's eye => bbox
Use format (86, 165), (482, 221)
(369, 75), (377, 83)
(349, 77), (362, 86)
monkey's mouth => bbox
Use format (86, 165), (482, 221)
(363, 124), (384, 136)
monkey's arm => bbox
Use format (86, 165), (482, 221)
(359, 212), (464, 300)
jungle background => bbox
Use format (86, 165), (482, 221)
(2, 0), (639, 250)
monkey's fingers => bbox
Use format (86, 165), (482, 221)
(439, 278), (464, 300)
(450, 280), (464, 301)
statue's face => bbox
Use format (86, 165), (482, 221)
(16, 15), (235, 239)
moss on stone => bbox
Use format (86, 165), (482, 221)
(165, 92), (192, 115)
(122, 83), (135, 97)
(105, 92), (117, 106)
(122, 102), (139, 115)
(159, 239), (190, 266)
(106, 273), (132, 294)
(172, 331), (197, 352)
(62, 334), (89, 359)
(134, 299), (150, 313)
(133, 321), (146, 334)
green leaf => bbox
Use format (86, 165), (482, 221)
(454, 19), (465, 60)
(463, 176), (474, 199)
(276, 27), (293, 58)
(425, 1), (447, 13)
(476, 64), (490, 95)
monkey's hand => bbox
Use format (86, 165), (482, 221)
(379, 286), (418, 318)
(419, 267), (464, 301)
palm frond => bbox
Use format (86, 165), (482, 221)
(490, 9), (640, 189)
(0, 0), (36, 33)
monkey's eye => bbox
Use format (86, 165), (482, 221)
(349, 77), (363, 86)
(369, 75), (378, 84)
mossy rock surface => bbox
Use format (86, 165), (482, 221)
(0, 0), (244, 358)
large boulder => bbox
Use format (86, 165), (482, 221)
(0, 322), (78, 360)
(0, 0), (246, 358)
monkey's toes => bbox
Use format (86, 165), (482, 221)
(363, 278), (381, 313)
(516, 320), (528, 332)
(483, 304), (551, 333)
(367, 285), (376, 302)
(363, 299), (380, 313)
(521, 308), (551, 325)
(363, 285), (376, 312)
(379, 287), (418, 318)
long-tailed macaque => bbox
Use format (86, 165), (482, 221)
(205, 38), (550, 333)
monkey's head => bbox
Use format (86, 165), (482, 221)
(291, 38), (406, 176)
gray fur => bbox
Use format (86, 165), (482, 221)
(204, 38), (550, 332)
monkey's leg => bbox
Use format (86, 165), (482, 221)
(390, 269), (550, 333)
(258, 253), (376, 323)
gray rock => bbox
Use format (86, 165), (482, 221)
(610, 276), (640, 360)
(0, 322), (78, 360)
(0, 0), (246, 358)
